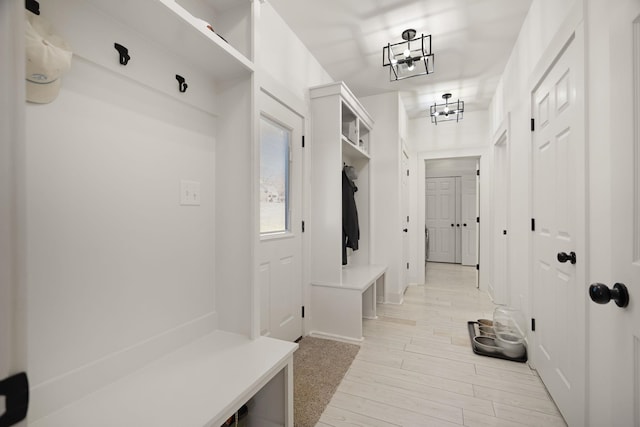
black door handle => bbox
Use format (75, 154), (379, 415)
(451, 224), (454, 227)
(589, 283), (629, 308)
(0, 372), (29, 426)
(557, 251), (576, 264)
(402, 228), (408, 232)
(463, 223), (467, 227)
(456, 224), (460, 227)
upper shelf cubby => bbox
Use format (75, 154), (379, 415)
(86, 0), (254, 81)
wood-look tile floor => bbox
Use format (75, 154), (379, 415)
(317, 262), (567, 427)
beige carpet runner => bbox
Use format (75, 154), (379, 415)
(293, 337), (360, 427)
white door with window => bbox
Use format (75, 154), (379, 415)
(589, 2), (640, 424)
(258, 92), (303, 342)
(425, 177), (456, 263)
(531, 27), (586, 426)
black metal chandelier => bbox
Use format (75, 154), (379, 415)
(430, 93), (464, 124)
(382, 29), (434, 81)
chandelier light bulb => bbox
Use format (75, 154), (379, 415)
(391, 58), (398, 65)
(403, 48), (411, 58)
(407, 63), (415, 71)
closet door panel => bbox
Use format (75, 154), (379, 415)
(425, 177), (456, 263)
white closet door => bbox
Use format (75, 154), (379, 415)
(531, 29), (586, 427)
(425, 177), (456, 263)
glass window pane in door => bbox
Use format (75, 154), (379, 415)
(260, 116), (290, 234)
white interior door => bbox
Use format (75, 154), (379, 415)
(461, 175), (477, 266)
(589, 2), (640, 424)
(401, 147), (410, 291)
(258, 92), (303, 342)
(492, 137), (508, 304)
(425, 177), (456, 263)
(531, 29), (586, 427)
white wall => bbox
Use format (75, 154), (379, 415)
(411, 110), (490, 153)
(26, 58), (220, 420)
(22, 1), (254, 419)
(479, 0), (630, 423)
(425, 158), (477, 177)
(361, 92), (405, 303)
(487, 0), (581, 341)
(256, 2), (333, 105)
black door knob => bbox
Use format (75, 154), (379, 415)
(463, 223), (467, 227)
(589, 283), (629, 308)
(402, 228), (408, 232)
(451, 224), (454, 227)
(456, 224), (460, 227)
(557, 251), (576, 264)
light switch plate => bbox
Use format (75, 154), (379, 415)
(180, 180), (201, 206)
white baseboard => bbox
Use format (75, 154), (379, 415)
(308, 330), (364, 345)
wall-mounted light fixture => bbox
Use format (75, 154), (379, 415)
(382, 29), (434, 81)
(430, 93), (464, 124)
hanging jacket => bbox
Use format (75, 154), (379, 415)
(342, 169), (359, 265)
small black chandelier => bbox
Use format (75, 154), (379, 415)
(430, 93), (464, 124)
(382, 29), (434, 81)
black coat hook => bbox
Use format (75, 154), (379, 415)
(26, 0), (40, 15)
(176, 74), (188, 93)
(114, 43), (130, 65)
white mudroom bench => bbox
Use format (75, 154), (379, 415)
(30, 331), (297, 427)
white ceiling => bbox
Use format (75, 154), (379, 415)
(268, 0), (533, 118)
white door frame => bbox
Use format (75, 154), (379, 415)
(490, 118), (510, 305)
(587, 1), (640, 424)
(528, 12), (586, 426)
(417, 148), (490, 290)
(254, 75), (309, 339)
(401, 143), (410, 295)
(526, 1), (585, 358)
(0, 1), (27, 424)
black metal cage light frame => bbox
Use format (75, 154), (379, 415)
(430, 93), (464, 124)
(383, 29), (434, 81)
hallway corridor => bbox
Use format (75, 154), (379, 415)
(318, 263), (567, 426)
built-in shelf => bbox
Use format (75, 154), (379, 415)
(342, 135), (370, 159)
(86, 0), (254, 80)
(310, 81), (381, 342)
